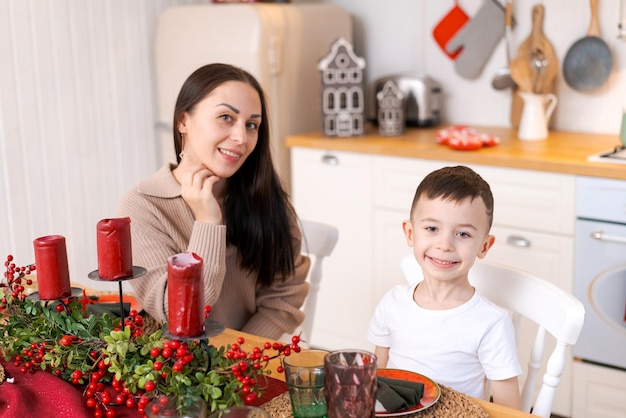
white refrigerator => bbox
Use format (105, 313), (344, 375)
(154, 3), (353, 189)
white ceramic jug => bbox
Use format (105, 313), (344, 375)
(518, 92), (558, 141)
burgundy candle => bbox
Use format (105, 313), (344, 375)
(167, 252), (205, 338)
(33, 235), (72, 300)
(96, 217), (133, 280)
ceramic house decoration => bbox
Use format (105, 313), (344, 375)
(376, 80), (405, 136)
(318, 37), (366, 137)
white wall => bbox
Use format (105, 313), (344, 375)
(2, 0), (624, 291)
(297, 0), (626, 134)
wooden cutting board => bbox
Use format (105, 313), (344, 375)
(511, 4), (558, 128)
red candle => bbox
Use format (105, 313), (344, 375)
(33, 235), (72, 300)
(96, 217), (133, 280)
(167, 252), (205, 338)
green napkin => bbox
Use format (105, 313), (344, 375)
(377, 376), (424, 412)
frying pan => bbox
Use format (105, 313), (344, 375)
(563, 0), (612, 91)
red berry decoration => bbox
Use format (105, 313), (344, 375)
(144, 381), (156, 392)
(161, 347), (172, 359)
(0, 254), (307, 418)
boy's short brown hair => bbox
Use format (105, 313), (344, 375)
(410, 166), (494, 228)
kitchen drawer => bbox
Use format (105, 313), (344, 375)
(573, 361), (626, 418)
(488, 225), (574, 292)
(373, 156), (445, 213)
(373, 155), (576, 235)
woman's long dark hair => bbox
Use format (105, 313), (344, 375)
(173, 63), (297, 286)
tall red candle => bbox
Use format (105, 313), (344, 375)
(167, 252), (205, 338)
(33, 235), (72, 300)
(96, 217), (133, 280)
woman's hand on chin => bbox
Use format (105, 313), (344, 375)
(178, 164), (223, 224)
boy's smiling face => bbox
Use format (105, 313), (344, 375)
(403, 195), (495, 283)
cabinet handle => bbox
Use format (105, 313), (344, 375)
(321, 154), (339, 166)
(590, 230), (626, 245)
(506, 235), (531, 248)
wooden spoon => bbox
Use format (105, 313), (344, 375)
(510, 56), (533, 92)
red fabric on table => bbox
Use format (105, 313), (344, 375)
(0, 361), (90, 418)
(0, 361), (287, 417)
(249, 375), (288, 407)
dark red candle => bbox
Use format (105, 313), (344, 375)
(33, 235), (72, 300)
(96, 217), (133, 280)
(167, 252), (205, 338)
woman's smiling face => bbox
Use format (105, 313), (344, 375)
(404, 195), (495, 282)
(177, 80), (262, 178)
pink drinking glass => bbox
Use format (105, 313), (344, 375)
(324, 349), (377, 418)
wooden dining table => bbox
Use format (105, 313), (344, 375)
(213, 328), (537, 418)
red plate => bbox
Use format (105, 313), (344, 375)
(375, 369), (441, 417)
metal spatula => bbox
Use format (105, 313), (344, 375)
(492, 0), (515, 90)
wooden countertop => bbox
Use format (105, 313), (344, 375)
(213, 329), (535, 418)
(286, 125), (626, 181)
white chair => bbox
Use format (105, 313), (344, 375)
(288, 219), (339, 347)
(400, 254), (585, 418)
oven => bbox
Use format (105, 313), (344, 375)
(573, 176), (626, 370)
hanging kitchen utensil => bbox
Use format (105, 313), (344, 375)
(530, 50), (548, 93)
(528, 4), (558, 94)
(433, 0), (469, 60)
(510, 56), (533, 93)
(619, 0), (626, 39)
(492, 0), (515, 90)
(510, 3), (558, 128)
(446, 0), (505, 79)
(563, 0), (613, 91)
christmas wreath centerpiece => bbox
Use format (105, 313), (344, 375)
(0, 254), (301, 417)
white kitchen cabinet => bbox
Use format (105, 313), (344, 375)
(482, 224), (575, 417)
(290, 148), (374, 351)
(291, 148), (577, 416)
(572, 361), (626, 418)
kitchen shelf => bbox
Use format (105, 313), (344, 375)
(286, 125), (626, 181)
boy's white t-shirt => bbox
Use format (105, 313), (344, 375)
(367, 283), (522, 400)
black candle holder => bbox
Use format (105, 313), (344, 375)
(164, 319), (225, 341)
(27, 286), (84, 312)
(164, 319), (225, 373)
(87, 266), (147, 324)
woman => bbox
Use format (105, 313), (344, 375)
(117, 63), (310, 339)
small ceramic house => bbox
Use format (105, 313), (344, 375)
(376, 80), (405, 136)
(318, 37), (366, 137)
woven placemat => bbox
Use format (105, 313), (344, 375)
(260, 384), (489, 418)
(411, 385), (489, 418)
(260, 392), (292, 418)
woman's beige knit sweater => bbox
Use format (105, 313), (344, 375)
(117, 164), (310, 340)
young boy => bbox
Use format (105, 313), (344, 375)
(367, 165), (522, 410)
